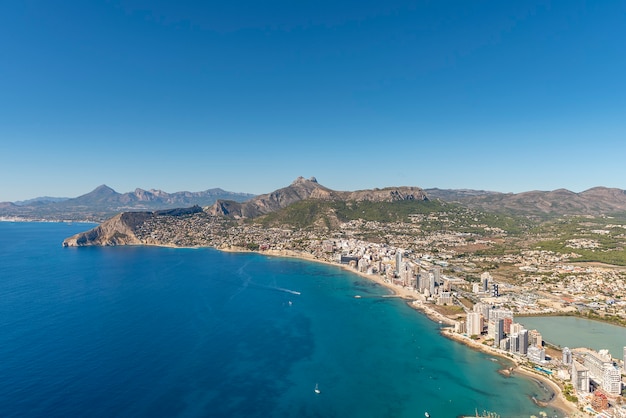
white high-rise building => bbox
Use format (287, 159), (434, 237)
(472, 283), (481, 293)
(473, 302), (492, 322)
(395, 250), (403, 275)
(528, 329), (542, 348)
(466, 312), (482, 336)
(603, 365), (622, 395)
(584, 349), (621, 395)
(432, 266), (441, 283)
(417, 273), (427, 292)
(492, 319), (504, 347)
(519, 329), (529, 355)
(454, 321), (466, 334)
(429, 272), (436, 296)
(510, 322), (523, 335)
(499, 337), (510, 351)
(572, 360), (590, 393)
(509, 333), (519, 353)
(563, 347), (572, 365)
(438, 291), (452, 305)
(527, 346), (546, 363)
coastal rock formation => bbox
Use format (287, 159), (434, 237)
(63, 212), (148, 247)
(63, 206), (203, 247)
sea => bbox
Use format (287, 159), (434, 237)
(0, 222), (565, 418)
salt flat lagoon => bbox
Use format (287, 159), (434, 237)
(0, 222), (565, 417)
(519, 316), (626, 359)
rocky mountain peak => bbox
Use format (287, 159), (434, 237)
(92, 185), (117, 195)
(291, 176), (317, 185)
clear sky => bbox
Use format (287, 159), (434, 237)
(1, 0), (625, 201)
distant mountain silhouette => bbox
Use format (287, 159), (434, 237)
(425, 186), (626, 216)
(0, 185), (255, 221)
(5, 180), (626, 223)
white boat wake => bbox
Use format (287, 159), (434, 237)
(274, 287), (301, 295)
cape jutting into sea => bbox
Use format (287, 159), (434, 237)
(0, 222), (565, 417)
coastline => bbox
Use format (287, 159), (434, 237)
(221, 246), (579, 417)
(442, 330), (580, 417)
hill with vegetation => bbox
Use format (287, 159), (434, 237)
(426, 187), (626, 218)
(207, 176), (428, 219)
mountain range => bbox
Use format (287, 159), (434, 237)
(424, 187), (626, 217)
(0, 185), (255, 222)
(63, 177), (626, 248)
(5, 179), (626, 223)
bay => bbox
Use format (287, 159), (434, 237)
(0, 222), (564, 417)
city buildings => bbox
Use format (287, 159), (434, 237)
(466, 312), (482, 336)
(527, 345), (546, 363)
(571, 360), (590, 393)
(563, 347), (572, 365)
(582, 349), (622, 395)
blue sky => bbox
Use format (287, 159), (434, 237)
(1, 0), (625, 201)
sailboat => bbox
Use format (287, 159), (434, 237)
(314, 383), (321, 394)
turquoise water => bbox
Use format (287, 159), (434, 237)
(0, 222), (564, 417)
(519, 316), (626, 358)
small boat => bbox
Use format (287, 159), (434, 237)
(425, 413), (430, 417)
(314, 383), (320, 394)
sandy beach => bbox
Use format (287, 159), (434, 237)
(442, 330), (580, 417)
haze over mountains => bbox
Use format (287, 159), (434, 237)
(4, 178), (626, 223)
(0, 185), (255, 221)
(425, 187), (626, 217)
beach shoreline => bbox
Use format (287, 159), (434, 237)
(219, 246), (580, 417)
(442, 330), (580, 417)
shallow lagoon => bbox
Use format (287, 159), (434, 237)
(519, 316), (626, 359)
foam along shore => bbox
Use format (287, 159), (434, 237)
(220, 247), (579, 417)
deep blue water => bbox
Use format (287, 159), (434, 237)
(0, 222), (565, 417)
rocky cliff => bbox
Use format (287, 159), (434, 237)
(63, 212), (148, 246)
(63, 206), (203, 247)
